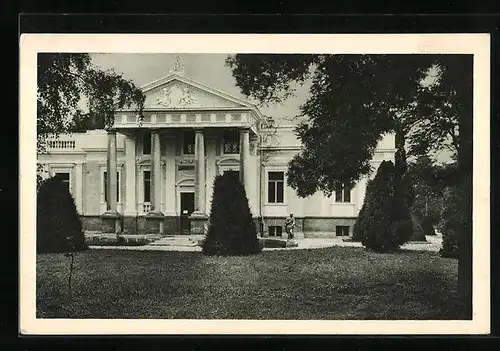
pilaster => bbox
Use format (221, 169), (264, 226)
(74, 163), (83, 214)
(124, 133), (137, 215)
(164, 132), (177, 216)
(205, 134), (217, 214)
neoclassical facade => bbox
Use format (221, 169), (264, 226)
(37, 70), (396, 238)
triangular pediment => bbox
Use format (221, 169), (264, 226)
(141, 74), (254, 110)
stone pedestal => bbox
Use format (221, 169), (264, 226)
(145, 212), (164, 235)
(189, 212), (208, 235)
(101, 211), (121, 234)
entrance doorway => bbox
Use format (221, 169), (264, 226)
(180, 192), (195, 234)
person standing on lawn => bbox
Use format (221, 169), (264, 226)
(285, 213), (295, 240)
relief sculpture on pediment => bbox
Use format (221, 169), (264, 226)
(155, 85), (196, 109)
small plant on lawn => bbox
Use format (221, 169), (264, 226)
(202, 171), (261, 256)
(352, 179), (373, 242)
(355, 160), (413, 253)
(64, 236), (76, 297)
(37, 176), (87, 254)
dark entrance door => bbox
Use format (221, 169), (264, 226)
(180, 192), (195, 234)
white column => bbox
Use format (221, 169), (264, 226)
(247, 135), (258, 216)
(194, 129), (206, 213)
(164, 133), (176, 215)
(205, 135), (217, 214)
(151, 129), (163, 214)
(239, 129), (251, 196)
(75, 163), (83, 214)
(106, 130), (118, 213)
(124, 134), (137, 215)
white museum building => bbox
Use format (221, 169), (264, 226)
(37, 66), (396, 238)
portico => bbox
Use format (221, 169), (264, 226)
(102, 72), (263, 235)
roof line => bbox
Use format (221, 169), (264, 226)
(140, 73), (259, 110)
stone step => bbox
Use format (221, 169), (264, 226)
(149, 241), (198, 247)
(148, 236), (201, 247)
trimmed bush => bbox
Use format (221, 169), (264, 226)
(420, 215), (436, 235)
(202, 171), (261, 256)
(439, 186), (465, 259)
(37, 176), (87, 254)
(355, 161), (413, 253)
(352, 180), (373, 242)
(410, 214), (427, 241)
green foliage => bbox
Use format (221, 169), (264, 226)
(410, 214), (426, 241)
(421, 216), (436, 236)
(438, 186), (467, 259)
(202, 171), (261, 256)
(355, 161), (413, 252)
(406, 156), (450, 236)
(409, 55), (473, 161)
(226, 54), (318, 105)
(37, 176), (87, 254)
(37, 53), (145, 150)
(352, 179), (373, 242)
(227, 54), (436, 197)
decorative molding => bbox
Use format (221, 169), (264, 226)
(175, 156), (195, 165)
(216, 157), (240, 166)
(136, 155), (151, 165)
(136, 155), (166, 167)
(175, 178), (195, 187)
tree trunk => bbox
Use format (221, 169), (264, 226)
(395, 126), (424, 241)
(457, 55), (473, 319)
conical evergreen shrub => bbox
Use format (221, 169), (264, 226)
(421, 215), (436, 235)
(438, 186), (464, 258)
(395, 170), (418, 241)
(202, 171), (261, 256)
(355, 160), (413, 252)
(410, 214), (426, 241)
(37, 176), (87, 254)
(352, 179), (373, 242)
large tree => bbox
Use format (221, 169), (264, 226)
(37, 53), (145, 152)
(227, 54), (432, 194)
(413, 55), (473, 318)
(227, 53), (472, 317)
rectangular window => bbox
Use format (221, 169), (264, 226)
(335, 183), (352, 203)
(268, 171), (284, 203)
(223, 131), (240, 154)
(269, 225), (283, 237)
(143, 132), (151, 155)
(336, 226), (350, 237)
(55, 172), (70, 193)
(143, 171), (151, 202)
(103, 171), (120, 202)
(183, 131), (195, 154)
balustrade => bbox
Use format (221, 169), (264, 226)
(47, 140), (76, 149)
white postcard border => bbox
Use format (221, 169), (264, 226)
(19, 33), (491, 335)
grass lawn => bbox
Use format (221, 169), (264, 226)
(36, 246), (464, 319)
